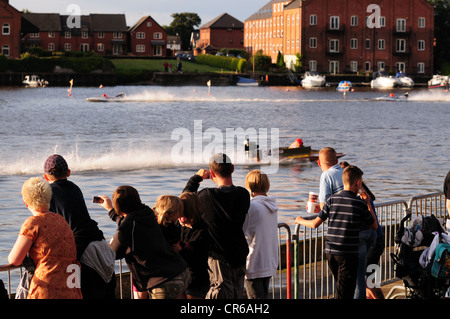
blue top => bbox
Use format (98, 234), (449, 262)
(319, 163), (344, 204)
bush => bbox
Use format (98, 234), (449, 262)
(196, 54), (247, 72)
(0, 55), (7, 72)
(250, 53), (272, 72)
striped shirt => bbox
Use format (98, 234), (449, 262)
(318, 190), (375, 256)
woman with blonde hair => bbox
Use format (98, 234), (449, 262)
(243, 170), (279, 299)
(8, 177), (82, 299)
(154, 195), (183, 246)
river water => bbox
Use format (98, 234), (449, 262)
(1, 84), (449, 267)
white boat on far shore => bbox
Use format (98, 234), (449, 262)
(301, 71), (326, 88)
(22, 75), (49, 88)
(371, 71), (396, 89)
(394, 72), (415, 88)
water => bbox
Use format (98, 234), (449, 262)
(1, 84), (449, 267)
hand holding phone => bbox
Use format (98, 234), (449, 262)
(93, 196), (104, 204)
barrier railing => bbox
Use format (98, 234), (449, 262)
(1, 192), (447, 299)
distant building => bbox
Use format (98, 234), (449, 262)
(167, 35), (181, 57)
(245, 0), (434, 75)
(21, 13), (127, 55)
(196, 13), (244, 55)
(0, 0), (22, 58)
(128, 15), (167, 57)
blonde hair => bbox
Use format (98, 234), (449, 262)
(154, 195), (183, 225)
(22, 177), (52, 211)
(179, 192), (203, 226)
(245, 169), (270, 194)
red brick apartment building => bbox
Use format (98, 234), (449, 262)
(244, 0), (434, 75)
(196, 13), (244, 55)
(0, 0), (21, 58)
(21, 13), (127, 55)
(128, 16), (167, 57)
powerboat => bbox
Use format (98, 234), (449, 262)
(301, 71), (326, 88)
(86, 92), (126, 102)
(394, 72), (415, 88)
(236, 76), (259, 87)
(337, 80), (352, 92)
(23, 75), (49, 88)
(428, 74), (449, 90)
(370, 71), (396, 89)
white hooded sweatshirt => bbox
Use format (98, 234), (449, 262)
(243, 195), (279, 279)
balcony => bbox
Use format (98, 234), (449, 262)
(326, 47), (345, 56)
(393, 26), (411, 36)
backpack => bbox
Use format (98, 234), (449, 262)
(431, 243), (450, 278)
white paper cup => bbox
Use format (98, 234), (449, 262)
(307, 201), (316, 213)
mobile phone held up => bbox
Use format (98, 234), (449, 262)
(93, 196), (104, 204)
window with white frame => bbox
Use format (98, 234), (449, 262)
(377, 61), (385, 71)
(365, 61), (371, 72)
(48, 43), (55, 51)
(378, 39), (385, 50)
(2, 24), (10, 35)
(136, 44), (145, 53)
(396, 39), (406, 52)
(48, 32), (55, 38)
(330, 16), (339, 29)
(417, 62), (425, 73)
(396, 19), (406, 32)
(309, 60), (317, 71)
(418, 17), (425, 28)
(154, 32), (162, 39)
(379, 16), (386, 27)
(64, 43), (71, 51)
(30, 33), (39, 38)
(310, 15), (317, 25)
(418, 40), (425, 51)
(350, 38), (358, 49)
(147, 22), (152, 27)
(137, 32), (145, 39)
(329, 39), (339, 52)
(396, 62), (405, 72)
(82, 32), (88, 39)
(351, 16), (358, 26)
(350, 61), (358, 73)
(2, 45), (10, 56)
(113, 32), (122, 38)
(98, 43), (104, 51)
(98, 32), (104, 38)
(309, 37), (317, 48)
(365, 39), (371, 49)
(65, 31), (71, 39)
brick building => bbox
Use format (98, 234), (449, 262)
(0, 0), (21, 58)
(245, 0), (434, 76)
(197, 13), (244, 55)
(128, 16), (167, 56)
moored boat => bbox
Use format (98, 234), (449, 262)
(337, 80), (352, 92)
(371, 71), (396, 89)
(394, 72), (415, 88)
(236, 76), (259, 87)
(301, 71), (326, 88)
(23, 75), (49, 88)
(428, 74), (449, 90)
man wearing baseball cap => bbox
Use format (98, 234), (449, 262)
(44, 154), (116, 299)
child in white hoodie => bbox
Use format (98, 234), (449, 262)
(243, 170), (279, 299)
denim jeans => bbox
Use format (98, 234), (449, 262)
(354, 229), (376, 299)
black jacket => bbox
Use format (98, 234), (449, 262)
(109, 205), (187, 291)
(183, 175), (250, 267)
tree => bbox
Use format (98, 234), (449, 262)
(165, 12), (201, 51)
(428, 0), (450, 73)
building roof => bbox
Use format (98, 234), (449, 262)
(60, 15), (91, 33)
(89, 14), (127, 32)
(284, 0), (301, 10)
(22, 13), (62, 32)
(245, 0), (293, 21)
(200, 13), (243, 29)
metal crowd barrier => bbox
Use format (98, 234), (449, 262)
(1, 192), (447, 299)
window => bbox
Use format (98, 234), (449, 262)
(136, 45), (145, 53)
(310, 15), (317, 25)
(30, 33), (39, 38)
(137, 32), (145, 39)
(417, 62), (425, 73)
(64, 43), (71, 51)
(81, 43), (89, 52)
(350, 38), (358, 49)
(365, 61), (371, 72)
(97, 43), (104, 51)
(2, 45), (10, 56)
(48, 32), (55, 38)
(378, 39), (385, 50)
(98, 32), (104, 38)
(365, 39), (371, 50)
(65, 31), (71, 39)
(379, 16), (386, 27)
(396, 39), (406, 52)
(396, 62), (405, 72)
(350, 61), (358, 73)
(330, 16), (340, 29)
(377, 61), (385, 71)
(329, 61), (339, 74)
(418, 17), (425, 28)
(2, 23), (10, 35)
(396, 19), (406, 32)
(329, 39), (339, 52)
(113, 32), (122, 38)
(147, 22), (152, 27)
(82, 32), (88, 39)
(154, 32), (162, 39)
(351, 16), (358, 26)
(418, 40), (425, 51)
(309, 60), (317, 71)
(48, 43), (55, 51)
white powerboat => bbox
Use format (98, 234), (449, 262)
(370, 71), (396, 89)
(23, 75), (48, 88)
(301, 71), (326, 88)
(236, 76), (259, 87)
(394, 72), (415, 88)
(428, 74), (449, 90)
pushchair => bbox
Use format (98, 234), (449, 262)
(390, 213), (449, 299)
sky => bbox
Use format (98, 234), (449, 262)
(11, 0), (264, 27)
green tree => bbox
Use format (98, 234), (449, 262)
(428, 0), (450, 73)
(165, 12), (201, 51)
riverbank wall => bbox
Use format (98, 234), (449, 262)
(0, 71), (431, 87)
